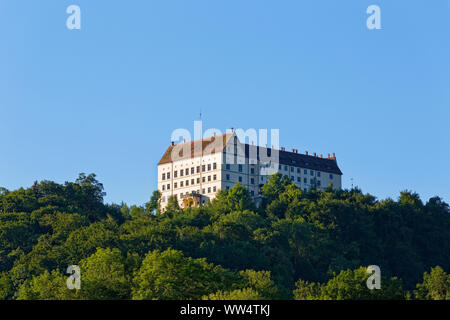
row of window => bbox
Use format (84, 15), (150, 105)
(225, 163), (334, 180)
(163, 164), (334, 182)
(297, 177), (321, 186)
(224, 174), (256, 185)
(281, 166), (335, 180)
(161, 186), (218, 202)
(224, 163), (258, 174)
(161, 163), (217, 180)
(161, 175), (218, 191)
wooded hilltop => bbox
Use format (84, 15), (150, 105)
(1, 173), (449, 300)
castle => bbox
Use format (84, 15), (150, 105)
(157, 131), (342, 211)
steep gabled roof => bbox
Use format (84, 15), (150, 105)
(158, 133), (233, 165)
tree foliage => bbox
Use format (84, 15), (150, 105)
(0, 173), (449, 300)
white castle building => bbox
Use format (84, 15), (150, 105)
(157, 131), (342, 211)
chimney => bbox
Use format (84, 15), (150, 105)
(332, 153), (336, 159)
(305, 151), (308, 156)
(280, 147), (285, 152)
(320, 154), (323, 158)
(313, 152), (317, 157)
(328, 153), (330, 159)
(230, 128), (234, 132)
(171, 141), (175, 146)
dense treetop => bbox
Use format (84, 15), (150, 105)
(0, 173), (449, 300)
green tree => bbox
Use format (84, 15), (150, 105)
(166, 195), (181, 213)
(211, 183), (255, 214)
(132, 249), (238, 300)
(78, 248), (131, 300)
(145, 190), (161, 215)
(16, 270), (77, 300)
(414, 266), (450, 300)
(261, 173), (292, 208)
(0, 272), (14, 300)
(204, 288), (262, 300)
(238, 270), (279, 299)
(294, 267), (404, 300)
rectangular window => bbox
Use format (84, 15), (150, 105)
(251, 168), (255, 174)
(202, 177), (205, 183)
(291, 176), (294, 181)
(318, 180), (321, 186)
(310, 170), (314, 176)
(330, 174), (334, 179)
(226, 174), (230, 181)
(310, 179), (314, 184)
(186, 180), (189, 186)
(162, 173), (166, 180)
(213, 186), (217, 192)
(208, 175), (211, 182)
(297, 168), (300, 173)
(285, 165), (288, 171)
(238, 164), (243, 172)
(191, 167), (194, 174)
(213, 163), (217, 170)
(167, 172), (170, 179)
(279, 164), (282, 170)
(226, 164), (230, 170)
(167, 184), (170, 190)
(208, 187), (211, 193)
(317, 172), (321, 177)
(304, 178), (307, 183)
(297, 177), (301, 182)
(202, 189), (205, 194)
(191, 179), (194, 185)
(208, 164), (211, 171)
(251, 178), (254, 184)
(180, 170), (184, 177)
(180, 181), (184, 187)
(197, 166), (200, 173)
(197, 178), (200, 184)
(174, 182), (177, 188)
(251, 190), (254, 196)
(162, 185), (165, 191)
(185, 168), (189, 176)
(304, 169), (307, 174)
(213, 174), (217, 181)
(202, 165), (206, 172)
(290, 167), (294, 172)
(239, 176), (242, 182)
(174, 171), (178, 178)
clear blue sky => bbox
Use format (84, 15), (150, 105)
(1, 1), (449, 206)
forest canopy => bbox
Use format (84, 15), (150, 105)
(0, 173), (449, 300)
